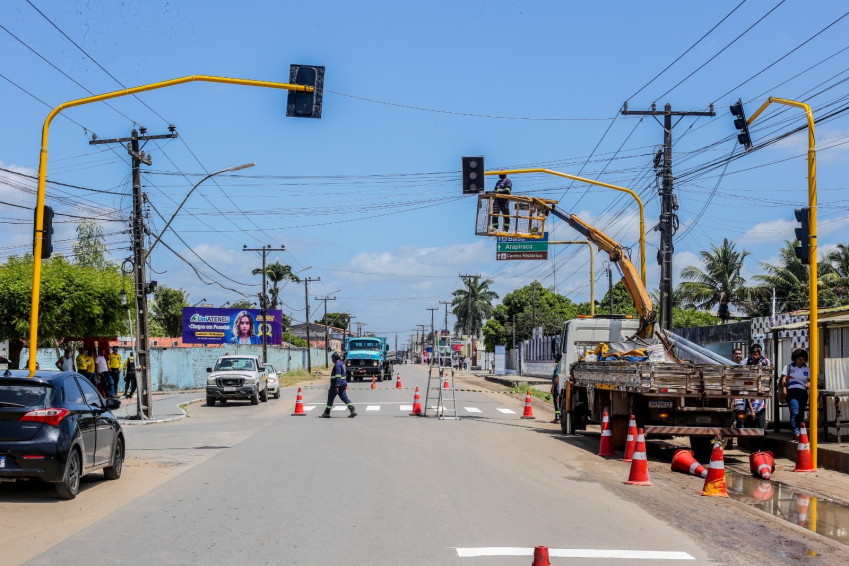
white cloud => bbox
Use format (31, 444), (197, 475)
(742, 218), (795, 244)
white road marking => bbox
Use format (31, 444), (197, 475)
(464, 407), (482, 413)
(302, 406), (317, 412)
(366, 405), (380, 411)
(400, 405), (413, 411)
(331, 406), (347, 411)
(454, 547), (694, 560)
(496, 408), (516, 414)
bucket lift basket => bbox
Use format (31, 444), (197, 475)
(475, 194), (558, 239)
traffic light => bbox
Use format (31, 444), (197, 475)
(33, 206), (54, 259)
(462, 156), (485, 194)
(286, 64), (324, 119)
(730, 99), (752, 150)
(794, 207), (811, 265)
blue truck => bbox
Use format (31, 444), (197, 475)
(344, 336), (391, 382)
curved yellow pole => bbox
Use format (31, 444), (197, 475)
(28, 76), (313, 377)
(747, 97), (817, 468)
(485, 168), (646, 285)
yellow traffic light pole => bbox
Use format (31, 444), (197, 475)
(747, 97), (818, 468)
(27, 75), (314, 377)
(549, 241), (595, 316)
(484, 168), (646, 285)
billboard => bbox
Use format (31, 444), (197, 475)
(182, 307), (284, 345)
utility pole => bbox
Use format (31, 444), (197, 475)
(243, 245), (285, 363)
(91, 127), (177, 419)
(608, 263), (614, 315)
(417, 324), (427, 362)
(439, 300), (451, 334)
(314, 294), (337, 367)
(301, 277), (320, 372)
(621, 102), (715, 330)
(427, 307), (438, 363)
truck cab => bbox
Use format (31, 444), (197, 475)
(344, 337), (391, 382)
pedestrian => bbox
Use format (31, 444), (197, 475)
(489, 169), (512, 233)
(56, 348), (75, 372)
(781, 349), (810, 439)
(95, 349), (114, 397)
(744, 343), (771, 366)
(741, 344), (769, 431)
(319, 351), (357, 418)
(123, 354), (137, 398)
(550, 354), (562, 423)
(108, 347), (122, 395)
(75, 347), (90, 382)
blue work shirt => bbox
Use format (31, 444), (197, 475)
(331, 359), (347, 387)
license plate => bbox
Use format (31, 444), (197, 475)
(695, 416), (712, 424)
(0, 456), (5, 468)
(221, 387), (236, 393)
(648, 400), (673, 408)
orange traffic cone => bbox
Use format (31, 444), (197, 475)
(395, 373), (403, 389)
(409, 386), (423, 416)
(623, 414), (638, 462)
(749, 451), (775, 480)
(520, 390), (535, 419)
(371, 376), (377, 389)
(671, 448), (708, 479)
(291, 387), (306, 416)
(597, 411), (615, 456)
(752, 480), (774, 501)
(532, 546), (551, 566)
(625, 428), (652, 485)
(443, 376), (450, 389)
(794, 423), (815, 473)
(700, 437), (729, 497)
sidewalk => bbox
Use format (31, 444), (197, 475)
(114, 390), (204, 425)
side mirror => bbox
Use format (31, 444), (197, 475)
(206, 367), (212, 373)
(105, 397), (121, 411)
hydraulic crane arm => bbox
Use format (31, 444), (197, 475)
(537, 200), (656, 339)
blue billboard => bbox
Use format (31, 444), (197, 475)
(181, 307), (283, 345)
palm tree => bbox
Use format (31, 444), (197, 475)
(678, 238), (750, 322)
(451, 277), (499, 338)
(252, 261), (300, 310)
(754, 240), (838, 314)
(823, 243), (849, 302)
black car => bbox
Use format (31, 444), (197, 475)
(0, 370), (125, 500)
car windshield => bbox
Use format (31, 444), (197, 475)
(214, 358), (256, 371)
(349, 341), (380, 351)
(0, 382), (52, 408)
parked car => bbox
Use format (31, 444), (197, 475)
(262, 363), (281, 399)
(205, 355), (268, 406)
(0, 370), (125, 500)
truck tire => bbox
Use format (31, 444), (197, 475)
(207, 396), (216, 406)
(251, 389), (259, 405)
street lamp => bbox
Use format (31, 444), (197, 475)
(191, 298), (207, 308)
(219, 301), (230, 308)
(147, 163), (255, 259)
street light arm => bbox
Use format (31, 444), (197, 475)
(145, 162), (255, 260)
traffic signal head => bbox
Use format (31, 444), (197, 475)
(730, 99), (752, 150)
(33, 206), (54, 259)
(794, 207), (811, 265)
(462, 156), (485, 194)
(286, 64), (324, 119)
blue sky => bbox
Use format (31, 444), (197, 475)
(2, 0), (849, 346)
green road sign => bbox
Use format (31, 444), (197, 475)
(496, 241), (549, 253)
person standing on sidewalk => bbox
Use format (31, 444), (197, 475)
(108, 347), (122, 395)
(781, 349), (810, 439)
(123, 354), (137, 398)
(319, 351), (357, 418)
(550, 354), (562, 423)
(95, 349), (114, 397)
(56, 348), (75, 372)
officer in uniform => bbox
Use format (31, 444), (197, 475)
(320, 352), (357, 418)
(490, 169), (512, 232)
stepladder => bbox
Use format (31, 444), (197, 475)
(424, 363), (459, 420)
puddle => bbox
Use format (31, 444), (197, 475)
(727, 470), (849, 545)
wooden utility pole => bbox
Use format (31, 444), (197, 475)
(301, 277), (320, 372)
(242, 245), (285, 363)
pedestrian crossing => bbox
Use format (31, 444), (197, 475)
(303, 403), (517, 415)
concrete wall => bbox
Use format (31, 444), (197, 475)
(20, 345), (327, 391)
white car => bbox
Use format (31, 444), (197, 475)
(206, 355), (268, 406)
(262, 363), (281, 399)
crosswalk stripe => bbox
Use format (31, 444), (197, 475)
(400, 405), (412, 411)
(366, 405), (380, 411)
(464, 407), (482, 413)
(496, 408), (516, 414)
(454, 547), (694, 560)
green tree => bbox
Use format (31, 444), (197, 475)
(316, 312), (350, 330)
(230, 298), (255, 310)
(451, 277), (499, 338)
(0, 255), (125, 367)
(672, 307), (720, 328)
(822, 243), (849, 304)
(599, 281), (638, 317)
(752, 240), (838, 315)
(149, 285), (188, 337)
(252, 261), (300, 310)
(678, 238), (750, 322)
(72, 219), (109, 268)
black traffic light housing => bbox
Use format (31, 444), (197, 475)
(730, 99), (752, 150)
(286, 64), (324, 119)
(33, 206), (54, 259)
(462, 156), (485, 194)
(794, 207), (811, 265)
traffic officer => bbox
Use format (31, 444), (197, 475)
(490, 169), (512, 232)
(319, 352), (357, 418)
(108, 347), (122, 394)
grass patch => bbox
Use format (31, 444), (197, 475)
(279, 368), (325, 388)
(508, 382), (553, 402)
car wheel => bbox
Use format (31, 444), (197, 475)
(260, 385), (268, 403)
(273, 389), (280, 399)
(206, 396), (216, 406)
(55, 447), (81, 500)
(103, 436), (124, 480)
(251, 389), (259, 405)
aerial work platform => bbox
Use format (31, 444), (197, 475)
(474, 194), (557, 239)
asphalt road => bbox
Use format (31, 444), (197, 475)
(3, 364), (849, 565)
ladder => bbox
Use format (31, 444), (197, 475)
(424, 363), (459, 420)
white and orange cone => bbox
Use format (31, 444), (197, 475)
(291, 387), (306, 416)
(793, 423), (815, 473)
(409, 386), (423, 416)
(700, 436), (729, 497)
(531, 546), (551, 566)
(395, 373), (403, 389)
(623, 414), (638, 462)
(520, 390), (535, 419)
(597, 411), (615, 457)
(625, 428), (652, 486)
(371, 375), (377, 389)
(671, 448), (708, 479)
(749, 451), (775, 480)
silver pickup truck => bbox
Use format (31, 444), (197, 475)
(205, 355), (268, 406)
